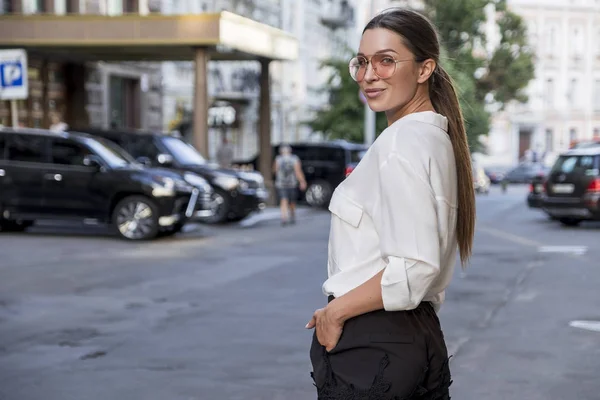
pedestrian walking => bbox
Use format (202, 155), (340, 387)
(49, 114), (68, 132)
(273, 144), (306, 225)
(306, 8), (476, 399)
(216, 135), (234, 169)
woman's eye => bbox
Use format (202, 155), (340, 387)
(381, 57), (395, 65)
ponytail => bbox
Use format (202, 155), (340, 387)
(430, 66), (476, 266)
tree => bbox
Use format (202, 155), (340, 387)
(307, 0), (534, 152)
(424, 0), (534, 151)
(305, 58), (388, 143)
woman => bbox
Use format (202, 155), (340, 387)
(306, 8), (475, 399)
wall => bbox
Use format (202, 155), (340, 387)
(482, 0), (600, 167)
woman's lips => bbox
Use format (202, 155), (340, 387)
(364, 88), (385, 99)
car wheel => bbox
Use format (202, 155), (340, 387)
(112, 196), (160, 240)
(305, 180), (333, 208)
(558, 218), (582, 227)
(0, 219), (33, 232)
(200, 189), (230, 224)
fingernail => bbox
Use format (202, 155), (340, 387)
(305, 323), (310, 328)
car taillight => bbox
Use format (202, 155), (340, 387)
(529, 183), (534, 193)
(345, 165), (354, 177)
(586, 178), (600, 193)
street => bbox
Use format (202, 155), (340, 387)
(1, 185), (599, 400)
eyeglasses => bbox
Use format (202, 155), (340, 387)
(348, 54), (413, 82)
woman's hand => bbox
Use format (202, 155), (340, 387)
(306, 305), (344, 352)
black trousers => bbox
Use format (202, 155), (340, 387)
(310, 297), (452, 399)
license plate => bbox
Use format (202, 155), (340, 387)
(552, 183), (574, 194)
(535, 184), (543, 193)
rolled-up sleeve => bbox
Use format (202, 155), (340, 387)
(373, 153), (441, 311)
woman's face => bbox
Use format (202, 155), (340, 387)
(356, 28), (421, 113)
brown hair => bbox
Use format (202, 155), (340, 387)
(365, 8), (475, 265)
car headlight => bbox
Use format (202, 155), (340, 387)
(213, 175), (240, 191)
(151, 176), (176, 197)
(238, 180), (249, 191)
(184, 172), (211, 192)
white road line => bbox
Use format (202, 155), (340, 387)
(569, 320), (600, 333)
(538, 246), (588, 255)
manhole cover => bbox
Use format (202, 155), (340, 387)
(569, 320), (600, 332)
(538, 246), (587, 255)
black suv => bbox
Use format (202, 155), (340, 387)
(542, 147), (600, 226)
(235, 140), (368, 208)
(75, 128), (268, 223)
(0, 128), (213, 240)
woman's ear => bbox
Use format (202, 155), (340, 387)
(417, 59), (436, 84)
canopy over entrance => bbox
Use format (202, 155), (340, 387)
(0, 11), (298, 199)
(0, 11), (298, 62)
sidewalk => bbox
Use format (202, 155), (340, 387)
(238, 205), (320, 228)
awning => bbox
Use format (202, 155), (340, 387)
(0, 11), (298, 62)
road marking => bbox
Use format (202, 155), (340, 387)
(538, 246), (587, 255)
(569, 320), (600, 333)
(478, 226), (542, 247)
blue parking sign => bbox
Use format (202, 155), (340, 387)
(0, 49), (28, 100)
(0, 61), (24, 88)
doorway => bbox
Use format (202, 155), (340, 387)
(518, 128), (533, 161)
(109, 76), (140, 129)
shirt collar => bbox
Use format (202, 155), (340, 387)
(399, 111), (448, 132)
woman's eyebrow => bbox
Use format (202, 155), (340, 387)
(356, 49), (400, 56)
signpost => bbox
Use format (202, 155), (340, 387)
(0, 49), (28, 127)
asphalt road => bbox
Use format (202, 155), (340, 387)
(0, 185), (599, 400)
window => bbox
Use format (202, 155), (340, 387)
(570, 128), (577, 144)
(22, 0), (44, 13)
(126, 136), (160, 162)
(50, 140), (91, 166)
(161, 136), (206, 166)
(545, 129), (553, 151)
(547, 26), (557, 55)
(595, 80), (600, 111)
(545, 78), (554, 106)
(552, 155), (600, 175)
(0, 134), (5, 159)
(350, 149), (367, 163)
(6, 135), (48, 163)
(572, 27), (584, 57)
(567, 78), (577, 105)
(0, 0), (13, 13)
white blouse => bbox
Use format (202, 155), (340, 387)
(322, 111), (458, 313)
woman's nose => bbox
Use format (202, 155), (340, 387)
(363, 62), (378, 82)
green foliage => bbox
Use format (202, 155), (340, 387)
(477, 10), (535, 105)
(305, 0), (534, 151)
(304, 59), (364, 143)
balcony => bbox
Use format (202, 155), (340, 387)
(320, 0), (354, 30)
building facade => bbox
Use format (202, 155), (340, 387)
(482, 0), (600, 167)
(0, 0), (163, 131)
(160, 0), (356, 162)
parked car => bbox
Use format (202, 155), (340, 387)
(75, 128), (268, 223)
(234, 140), (369, 208)
(0, 128), (212, 240)
(473, 165), (491, 194)
(541, 147), (600, 226)
(484, 166), (509, 184)
(505, 163), (549, 183)
(527, 174), (547, 209)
